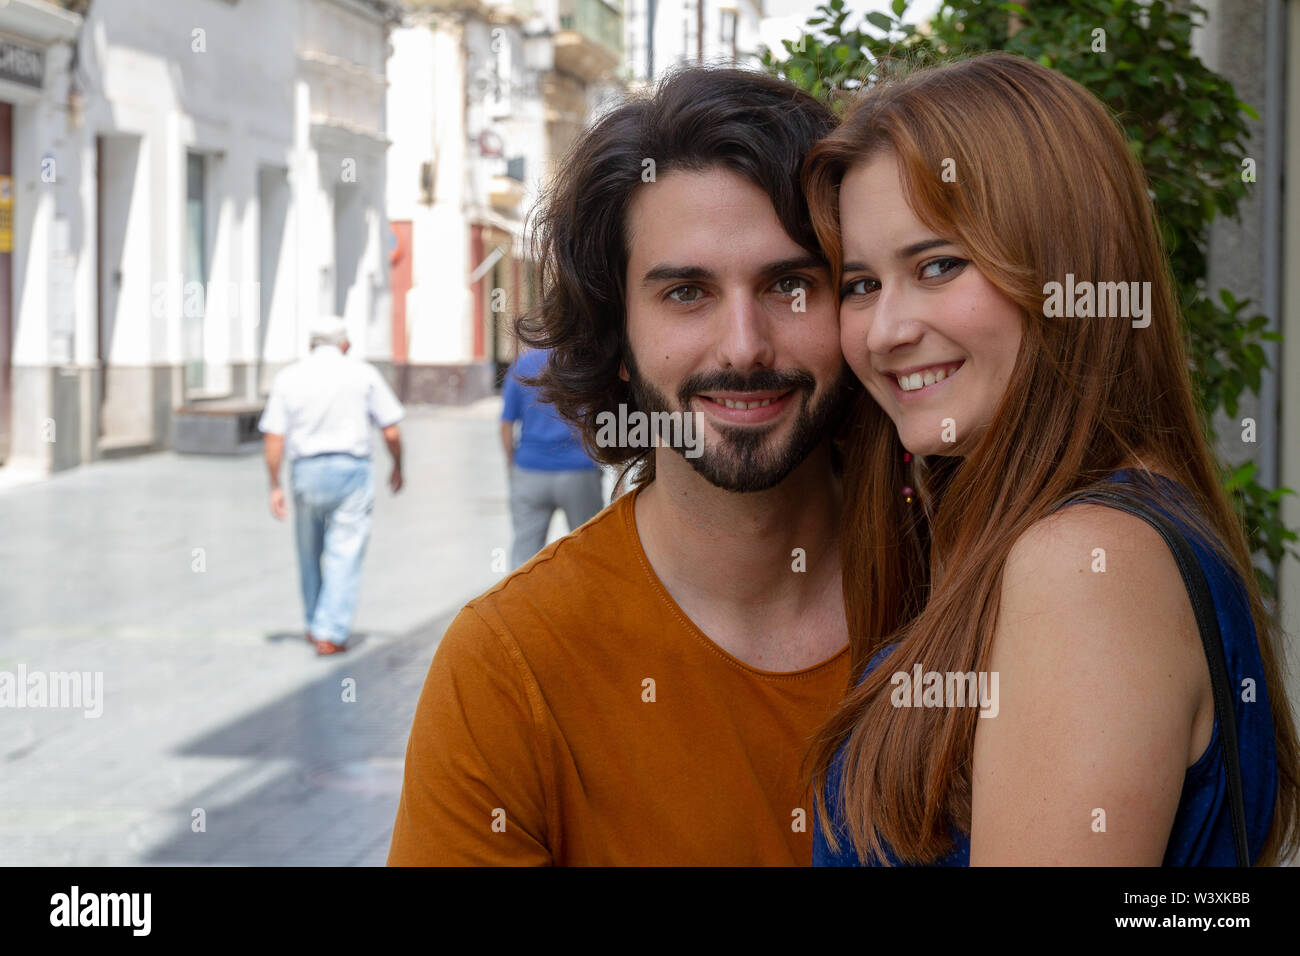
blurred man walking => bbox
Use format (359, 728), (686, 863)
(259, 316), (405, 655)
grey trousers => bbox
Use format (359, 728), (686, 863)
(509, 465), (605, 568)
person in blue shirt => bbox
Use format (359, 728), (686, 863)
(500, 347), (604, 568)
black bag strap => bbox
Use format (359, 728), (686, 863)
(1055, 486), (1251, 866)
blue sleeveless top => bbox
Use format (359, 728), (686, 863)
(813, 469), (1279, 866)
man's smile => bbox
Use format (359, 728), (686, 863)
(694, 389), (796, 424)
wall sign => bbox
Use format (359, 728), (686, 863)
(0, 37), (45, 89)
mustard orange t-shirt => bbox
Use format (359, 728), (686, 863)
(387, 483), (851, 865)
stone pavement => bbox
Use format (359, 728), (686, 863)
(0, 398), (591, 866)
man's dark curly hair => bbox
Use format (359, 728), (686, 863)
(513, 65), (837, 489)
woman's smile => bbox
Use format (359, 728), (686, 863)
(882, 360), (964, 400)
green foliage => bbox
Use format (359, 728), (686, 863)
(760, 0), (1295, 596)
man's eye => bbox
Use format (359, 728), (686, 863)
(667, 285), (702, 303)
(772, 276), (810, 295)
(840, 278), (880, 299)
(918, 257), (967, 281)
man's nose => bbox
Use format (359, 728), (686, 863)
(714, 292), (776, 371)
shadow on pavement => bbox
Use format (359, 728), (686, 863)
(141, 606), (461, 865)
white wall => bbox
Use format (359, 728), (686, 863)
(388, 19), (473, 364)
(15, 0), (393, 388)
(59, 0), (299, 387)
(387, 8), (553, 366)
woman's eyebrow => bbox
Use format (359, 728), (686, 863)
(842, 238), (954, 273)
(897, 238), (953, 259)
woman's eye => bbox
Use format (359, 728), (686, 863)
(667, 285), (702, 304)
(840, 277), (880, 299)
(918, 257), (967, 281)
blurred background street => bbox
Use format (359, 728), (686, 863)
(0, 401), (517, 865)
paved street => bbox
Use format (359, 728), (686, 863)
(0, 398), (563, 866)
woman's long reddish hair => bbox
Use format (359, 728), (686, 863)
(803, 52), (1299, 865)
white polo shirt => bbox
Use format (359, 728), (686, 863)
(258, 345), (405, 462)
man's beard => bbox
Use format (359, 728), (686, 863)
(624, 350), (853, 493)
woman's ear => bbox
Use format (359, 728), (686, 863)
(618, 360), (629, 383)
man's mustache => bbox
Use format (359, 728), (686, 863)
(676, 369), (816, 405)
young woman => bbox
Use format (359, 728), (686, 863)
(802, 52), (1299, 865)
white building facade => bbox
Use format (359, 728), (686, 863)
(386, 0), (624, 402)
(2, 0), (400, 474)
(0, 0), (83, 470)
(624, 0), (763, 87)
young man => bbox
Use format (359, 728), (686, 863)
(388, 66), (855, 865)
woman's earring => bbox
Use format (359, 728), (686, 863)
(903, 452), (914, 504)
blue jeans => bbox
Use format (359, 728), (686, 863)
(290, 454), (375, 644)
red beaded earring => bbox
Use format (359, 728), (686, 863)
(903, 451), (914, 504)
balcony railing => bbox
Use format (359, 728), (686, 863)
(558, 0), (623, 60)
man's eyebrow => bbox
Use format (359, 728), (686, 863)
(640, 264), (716, 286)
(759, 254), (828, 277)
(639, 255), (827, 287)
(841, 238), (955, 274)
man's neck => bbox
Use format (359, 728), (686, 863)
(633, 443), (847, 671)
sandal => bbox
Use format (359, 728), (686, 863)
(316, 639), (346, 656)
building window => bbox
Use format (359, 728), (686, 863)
(184, 152), (206, 393)
(721, 10), (738, 63)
